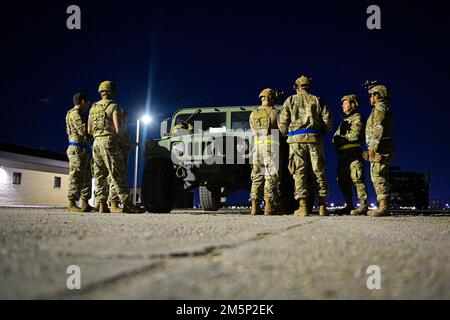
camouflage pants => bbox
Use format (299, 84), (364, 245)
(67, 146), (92, 201)
(108, 151), (129, 204)
(369, 142), (394, 201)
(92, 136), (130, 204)
(288, 142), (328, 200)
(250, 141), (280, 202)
(337, 149), (367, 204)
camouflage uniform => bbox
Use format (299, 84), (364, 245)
(89, 99), (130, 205)
(333, 109), (368, 207)
(249, 106), (280, 204)
(366, 100), (394, 201)
(108, 115), (132, 205)
(279, 91), (332, 201)
(66, 106), (92, 202)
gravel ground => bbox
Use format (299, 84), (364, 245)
(0, 207), (449, 299)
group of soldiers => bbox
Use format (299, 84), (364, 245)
(65, 81), (144, 214)
(66, 77), (393, 217)
(249, 75), (394, 217)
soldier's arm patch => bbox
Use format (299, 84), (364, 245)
(373, 108), (386, 124)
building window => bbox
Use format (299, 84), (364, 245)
(13, 172), (22, 185)
(54, 177), (61, 189)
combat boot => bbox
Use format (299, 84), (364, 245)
(264, 200), (281, 216)
(121, 199), (145, 214)
(350, 199), (368, 216)
(294, 199), (310, 217)
(67, 200), (83, 213)
(319, 197), (329, 216)
(109, 200), (122, 214)
(98, 201), (110, 213)
(251, 200), (262, 215)
(80, 199), (95, 212)
(333, 204), (353, 215)
(368, 199), (391, 217)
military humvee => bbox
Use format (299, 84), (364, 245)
(142, 106), (253, 212)
(141, 105), (296, 213)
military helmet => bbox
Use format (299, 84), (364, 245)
(98, 80), (117, 93)
(369, 85), (389, 100)
(259, 88), (275, 99)
(295, 75), (312, 88)
(341, 94), (360, 107)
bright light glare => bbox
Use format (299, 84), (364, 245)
(141, 115), (152, 124)
(0, 167), (8, 184)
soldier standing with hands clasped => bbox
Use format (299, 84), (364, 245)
(332, 94), (368, 215)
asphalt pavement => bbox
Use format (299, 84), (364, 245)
(0, 207), (449, 299)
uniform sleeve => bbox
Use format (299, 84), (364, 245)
(278, 98), (292, 134)
(71, 110), (88, 139)
(344, 114), (363, 142)
(249, 111), (255, 132)
(319, 99), (333, 133)
(368, 106), (386, 151)
(270, 108), (279, 128)
(65, 112), (71, 137)
(87, 108), (93, 131)
(332, 123), (341, 145)
(111, 104), (120, 115)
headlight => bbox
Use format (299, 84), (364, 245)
(171, 142), (185, 157)
(236, 139), (249, 154)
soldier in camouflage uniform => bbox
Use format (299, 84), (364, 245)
(249, 88), (281, 216)
(88, 81), (143, 214)
(279, 76), (333, 217)
(365, 85), (394, 217)
(332, 94), (368, 215)
(108, 108), (138, 212)
(65, 92), (95, 212)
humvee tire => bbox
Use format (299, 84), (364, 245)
(199, 185), (221, 211)
(142, 158), (176, 213)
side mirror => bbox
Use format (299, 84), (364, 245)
(160, 118), (171, 138)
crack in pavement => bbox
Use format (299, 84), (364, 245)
(40, 260), (167, 299)
(39, 219), (319, 299)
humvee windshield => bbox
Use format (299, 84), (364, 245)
(231, 111), (251, 130)
(174, 112), (226, 133)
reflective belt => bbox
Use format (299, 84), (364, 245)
(255, 139), (279, 145)
(288, 128), (321, 136)
(339, 143), (360, 151)
(68, 142), (89, 149)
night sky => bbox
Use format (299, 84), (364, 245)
(1, 0), (449, 204)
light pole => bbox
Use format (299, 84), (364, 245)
(133, 114), (152, 205)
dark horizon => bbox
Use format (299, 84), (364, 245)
(1, 0), (449, 203)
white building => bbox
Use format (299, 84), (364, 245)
(0, 142), (69, 206)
